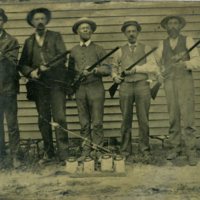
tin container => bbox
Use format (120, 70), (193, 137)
(101, 154), (113, 172)
(83, 157), (95, 173)
(66, 157), (78, 173)
(114, 155), (125, 173)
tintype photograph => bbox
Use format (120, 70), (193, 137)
(0, 0), (200, 199)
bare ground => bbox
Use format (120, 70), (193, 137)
(0, 144), (200, 200)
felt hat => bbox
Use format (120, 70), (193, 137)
(26, 7), (51, 27)
(160, 15), (186, 29)
(0, 9), (8, 23)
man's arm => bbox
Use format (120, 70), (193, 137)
(94, 45), (111, 76)
(18, 39), (34, 77)
(185, 37), (200, 70)
(134, 45), (160, 74)
(111, 48), (122, 78)
(47, 32), (67, 68)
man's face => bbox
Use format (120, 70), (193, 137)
(124, 25), (139, 44)
(166, 18), (181, 38)
(77, 23), (93, 42)
(0, 16), (4, 30)
(31, 13), (47, 33)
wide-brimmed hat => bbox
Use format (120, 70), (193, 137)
(72, 17), (97, 34)
(161, 15), (186, 29)
(121, 20), (142, 32)
(0, 9), (8, 23)
(26, 8), (51, 27)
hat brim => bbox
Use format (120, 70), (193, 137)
(0, 14), (8, 23)
(161, 16), (186, 29)
(72, 20), (96, 34)
(121, 22), (141, 33)
(26, 8), (51, 27)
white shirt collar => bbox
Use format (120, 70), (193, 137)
(80, 40), (91, 47)
(35, 29), (47, 46)
(128, 42), (137, 47)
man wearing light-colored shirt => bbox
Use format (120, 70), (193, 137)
(156, 15), (200, 166)
(112, 21), (158, 160)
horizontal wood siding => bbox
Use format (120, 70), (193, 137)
(2, 1), (200, 139)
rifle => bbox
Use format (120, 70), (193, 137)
(26, 50), (71, 101)
(39, 50), (71, 74)
(71, 46), (119, 92)
(151, 39), (200, 100)
(109, 47), (158, 98)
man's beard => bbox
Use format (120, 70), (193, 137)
(128, 36), (136, 44)
(36, 23), (45, 36)
(167, 28), (180, 38)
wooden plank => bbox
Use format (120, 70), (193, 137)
(2, 2), (200, 13)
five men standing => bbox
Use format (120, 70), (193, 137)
(0, 6), (199, 166)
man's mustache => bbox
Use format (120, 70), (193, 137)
(167, 28), (179, 36)
(36, 23), (45, 30)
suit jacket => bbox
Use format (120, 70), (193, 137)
(18, 30), (68, 83)
(0, 30), (19, 95)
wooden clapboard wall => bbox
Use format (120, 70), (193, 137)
(2, 1), (200, 139)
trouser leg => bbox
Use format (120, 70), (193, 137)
(50, 87), (68, 160)
(164, 79), (181, 152)
(4, 95), (20, 156)
(0, 96), (5, 156)
(119, 82), (134, 155)
(87, 81), (105, 146)
(35, 86), (54, 158)
(176, 76), (196, 153)
(76, 84), (91, 155)
(135, 82), (151, 153)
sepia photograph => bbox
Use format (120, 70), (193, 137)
(0, 0), (200, 199)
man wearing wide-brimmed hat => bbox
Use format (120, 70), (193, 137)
(0, 9), (20, 167)
(111, 20), (158, 161)
(19, 8), (70, 163)
(156, 15), (200, 165)
(69, 17), (111, 161)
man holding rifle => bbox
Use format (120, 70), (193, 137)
(156, 16), (200, 165)
(111, 21), (158, 160)
(0, 9), (20, 167)
(19, 8), (71, 163)
(69, 18), (111, 161)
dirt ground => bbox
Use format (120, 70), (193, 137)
(0, 144), (200, 200)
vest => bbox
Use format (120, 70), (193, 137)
(162, 35), (191, 79)
(71, 42), (105, 84)
(121, 43), (148, 82)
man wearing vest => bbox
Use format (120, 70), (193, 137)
(112, 21), (158, 161)
(19, 8), (69, 163)
(0, 9), (20, 167)
(156, 16), (200, 166)
(70, 18), (111, 161)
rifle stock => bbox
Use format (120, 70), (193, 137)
(109, 47), (157, 98)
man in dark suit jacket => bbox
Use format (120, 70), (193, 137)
(18, 8), (69, 162)
(0, 9), (20, 167)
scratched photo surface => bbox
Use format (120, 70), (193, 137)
(0, 1), (200, 200)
